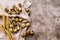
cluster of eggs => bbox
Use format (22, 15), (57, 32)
(4, 3), (30, 16)
(5, 3), (22, 15)
(4, 3), (34, 37)
(9, 16), (30, 33)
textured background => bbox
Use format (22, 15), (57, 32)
(0, 0), (60, 40)
(26, 0), (60, 40)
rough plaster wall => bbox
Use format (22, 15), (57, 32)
(26, 0), (60, 40)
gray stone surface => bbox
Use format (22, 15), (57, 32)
(26, 0), (60, 40)
(1, 0), (60, 40)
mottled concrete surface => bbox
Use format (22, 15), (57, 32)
(26, 0), (60, 40)
(0, 0), (60, 40)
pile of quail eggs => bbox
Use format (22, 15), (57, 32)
(4, 3), (34, 37)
